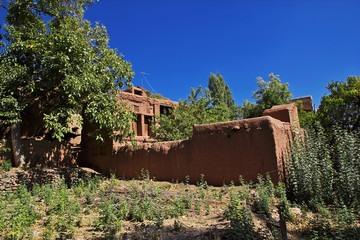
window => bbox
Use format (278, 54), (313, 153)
(134, 89), (142, 96)
(144, 116), (153, 136)
(160, 105), (171, 115)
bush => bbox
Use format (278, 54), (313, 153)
(288, 125), (360, 211)
(1, 158), (12, 172)
(253, 175), (274, 218)
(225, 194), (257, 240)
(332, 128), (360, 208)
(288, 126), (334, 208)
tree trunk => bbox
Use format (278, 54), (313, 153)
(10, 123), (25, 167)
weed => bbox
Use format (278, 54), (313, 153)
(141, 168), (151, 181)
(97, 199), (124, 237)
(1, 157), (12, 172)
(276, 183), (293, 221)
(253, 175), (272, 218)
(225, 201), (257, 240)
(196, 174), (207, 199)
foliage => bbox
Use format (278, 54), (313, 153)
(241, 73), (292, 119)
(318, 75), (360, 132)
(303, 204), (360, 240)
(0, 139), (12, 172)
(288, 126), (334, 208)
(225, 189), (257, 240)
(208, 72), (239, 119)
(0, 0), (134, 142)
(253, 175), (274, 218)
(276, 184), (293, 221)
(239, 100), (260, 119)
(295, 101), (318, 130)
(139, 87), (167, 100)
(288, 125), (360, 210)
(332, 128), (360, 208)
(1, 169), (359, 239)
(0, 157), (12, 172)
(152, 72), (240, 141)
(152, 84), (237, 141)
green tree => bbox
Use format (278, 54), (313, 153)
(239, 100), (260, 119)
(240, 73), (292, 118)
(318, 76), (360, 132)
(152, 86), (234, 141)
(0, 0), (134, 142)
(152, 72), (239, 141)
(208, 72), (238, 119)
(295, 101), (318, 130)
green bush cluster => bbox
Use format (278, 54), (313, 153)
(253, 175), (274, 218)
(288, 127), (360, 210)
(224, 187), (257, 240)
(0, 139), (12, 172)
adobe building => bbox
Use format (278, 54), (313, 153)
(118, 87), (178, 142)
(290, 95), (314, 112)
(81, 103), (301, 186)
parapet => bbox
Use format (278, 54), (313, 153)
(262, 103), (300, 129)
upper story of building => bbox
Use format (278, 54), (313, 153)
(117, 87), (178, 141)
(290, 95), (314, 112)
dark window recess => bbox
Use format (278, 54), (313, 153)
(144, 116), (153, 136)
(137, 114), (142, 136)
(160, 105), (171, 115)
(134, 89), (142, 96)
(132, 114), (141, 136)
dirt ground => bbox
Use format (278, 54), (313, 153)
(0, 167), (329, 240)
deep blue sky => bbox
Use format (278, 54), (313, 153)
(84, 0), (360, 108)
(2, 0), (360, 108)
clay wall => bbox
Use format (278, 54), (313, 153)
(0, 137), (75, 168)
(290, 96), (314, 112)
(263, 103), (300, 129)
(83, 108), (296, 185)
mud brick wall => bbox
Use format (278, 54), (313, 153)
(82, 103), (299, 185)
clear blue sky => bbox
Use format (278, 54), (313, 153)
(84, 0), (360, 108)
(2, 0), (360, 108)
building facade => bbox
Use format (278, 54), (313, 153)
(118, 87), (178, 142)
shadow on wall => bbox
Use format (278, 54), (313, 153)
(21, 138), (76, 168)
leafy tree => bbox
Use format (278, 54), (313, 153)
(152, 72), (239, 141)
(318, 76), (360, 132)
(240, 73), (292, 118)
(152, 86), (234, 141)
(0, 0), (134, 142)
(208, 72), (238, 119)
(295, 101), (318, 130)
(239, 100), (261, 119)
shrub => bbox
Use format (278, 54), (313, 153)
(288, 126), (334, 208)
(332, 128), (360, 208)
(288, 126), (360, 210)
(97, 198), (124, 237)
(253, 175), (274, 218)
(1, 158), (12, 172)
(225, 199), (257, 240)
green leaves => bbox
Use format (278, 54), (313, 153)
(152, 84), (237, 141)
(318, 75), (360, 132)
(240, 73), (292, 119)
(152, 72), (240, 141)
(0, 0), (134, 142)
